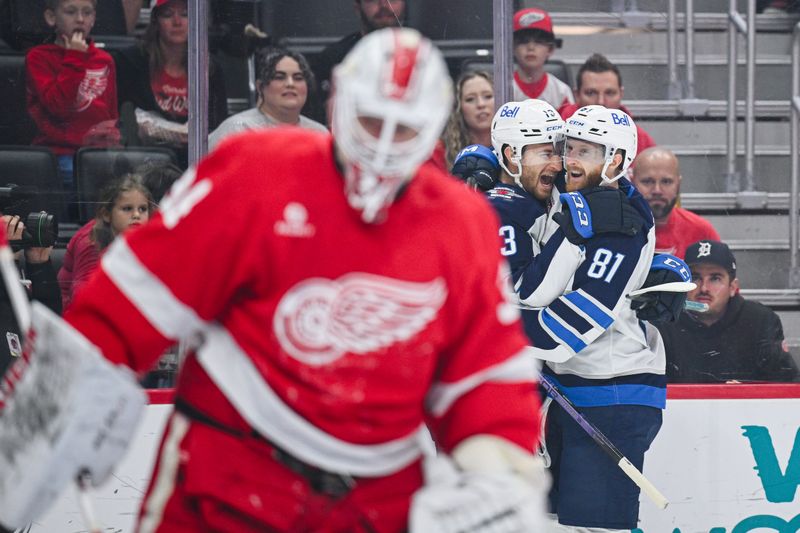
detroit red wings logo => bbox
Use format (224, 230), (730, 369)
(75, 67), (109, 112)
(274, 273), (448, 366)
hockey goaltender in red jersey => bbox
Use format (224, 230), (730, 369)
(0, 29), (547, 532)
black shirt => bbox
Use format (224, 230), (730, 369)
(658, 294), (799, 383)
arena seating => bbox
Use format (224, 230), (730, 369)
(75, 147), (177, 223)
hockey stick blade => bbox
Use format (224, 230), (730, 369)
(539, 376), (669, 510)
(628, 281), (696, 298)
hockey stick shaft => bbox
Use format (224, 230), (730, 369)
(539, 375), (669, 510)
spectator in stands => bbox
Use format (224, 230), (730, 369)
(26, 0), (121, 189)
(310, 0), (406, 124)
(659, 240), (799, 383)
(631, 147), (720, 258)
(113, 0), (227, 167)
(209, 47), (326, 150)
(558, 53), (655, 156)
(442, 70), (494, 168)
(511, 7), (573, 110)
(58, 168), (174, 309)
(0, 213), (61, 376)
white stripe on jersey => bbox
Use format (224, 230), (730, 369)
(426, 347), (538, 417)
(138, 413), (190, 533)
(102, 238), (205, 340)
(196, 323), (428, 477)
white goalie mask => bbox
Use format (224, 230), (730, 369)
(331, 28), (453, 223)
(490, 99), (565, 189)
(562, 105), (638, 184)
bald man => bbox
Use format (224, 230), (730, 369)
(631, 147), (720, 259)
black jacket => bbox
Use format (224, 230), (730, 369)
(307, 32), (362, 125)
(658, 294), (799, 383)
(0, 258), (62, 377)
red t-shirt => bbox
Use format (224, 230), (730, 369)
(654, 206), (720, 259)
(150, 69), (188, 121)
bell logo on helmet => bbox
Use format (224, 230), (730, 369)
(611, 112), (630, 126)
(499, 106), (521, 118)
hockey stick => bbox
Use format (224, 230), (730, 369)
(0, 233), (102, 533)
(539, 375), (669, 510)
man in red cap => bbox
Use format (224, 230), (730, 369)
(511, 7), (574, 110)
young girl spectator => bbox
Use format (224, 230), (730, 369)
(442, 70), (494, 168)
(26, 0), (121, 187)
(58, 173), (153, 309)
(209, 47), (327, 149)
(113, 0), (227, 167)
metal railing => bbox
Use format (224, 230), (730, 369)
(666, 0), (709, 114)
(790, 21), (800, 287)
(727, 0), (757, 193)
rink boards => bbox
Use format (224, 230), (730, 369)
(31, 385), (800, 532)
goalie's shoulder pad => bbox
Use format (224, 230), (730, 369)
(558, 187), (646, 242)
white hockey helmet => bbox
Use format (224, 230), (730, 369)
(331, 28), (453, 223)
(563, 104), (638, 184)
(490, 99), (564, 189)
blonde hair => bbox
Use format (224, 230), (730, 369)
(442, 70), (494, 168)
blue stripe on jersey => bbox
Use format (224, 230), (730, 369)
(542, 309), (587, 353)
(543, 370), (667, 409)
(564, 291), (614, 329)
(550, 298), (593, 335)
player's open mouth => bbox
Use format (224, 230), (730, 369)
(539, 174), (554, 186)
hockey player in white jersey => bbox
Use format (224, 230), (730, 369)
(521, 105), (675, 531)
(485, 99), (566, 307)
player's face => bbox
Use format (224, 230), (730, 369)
(156, 0), (189, 47)
(260, 57), (308, 116)
(632, 156), (681, 224)
(563, 138), (606, 192)
(106, 190), (151, 237)
(513, 37), (554, 75)
(518, 142), (562, 201)
(460, 76), (494, 139)
(357, 0), (405, 32)
(688, 263), (738, 324)
(46, 0), (96, 40)
(576, 71), (623, 109)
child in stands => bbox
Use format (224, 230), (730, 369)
(26, 0), (121, 192)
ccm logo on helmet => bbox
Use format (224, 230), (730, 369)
(568, 120), (584, 126)
(499, 106), (521, 118)
(611, 112), (630, 126)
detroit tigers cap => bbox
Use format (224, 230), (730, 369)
(684, 240), (737, 278)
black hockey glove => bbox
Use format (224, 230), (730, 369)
(553, 188), (645, 245)
(450, 145), (499, 192)
(630, 254), (692, 323)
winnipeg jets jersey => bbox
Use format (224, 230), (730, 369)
(520, 179), (667, 409)
(64, 128), (540, 477)
(486, 183), (564, 307)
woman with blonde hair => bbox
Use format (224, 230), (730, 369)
(442, 69), (494, 168)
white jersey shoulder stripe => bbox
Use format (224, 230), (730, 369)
(425, 348), (538, 417)
(197, 324), (427, 477)
(102, 238), (205, 340)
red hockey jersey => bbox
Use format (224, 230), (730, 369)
(65, 127), (540, 477)
(26, 41), (120, 155)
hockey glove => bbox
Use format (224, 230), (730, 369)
(450, 145), (499, 192)
(554, 188), (645, 245)
(410, 435), (547, 533)
(630, 254), (694, 323)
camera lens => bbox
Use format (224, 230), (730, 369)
(24, 211), (58, 248)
